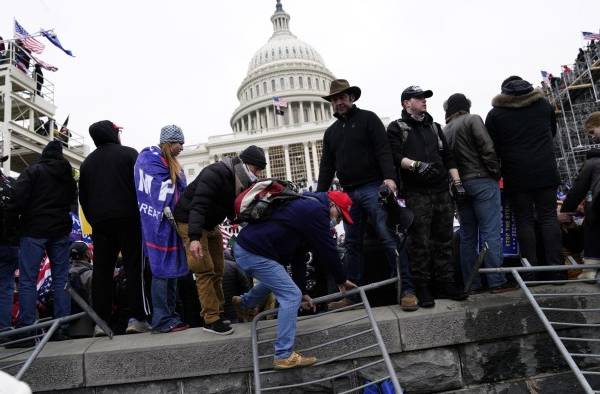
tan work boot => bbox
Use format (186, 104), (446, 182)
(327, 297), (356, 311)
(578, 258), (599, 281)
(273, 352), (317, 370)
(400, 292), (419, 312)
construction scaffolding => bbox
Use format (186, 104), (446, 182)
(545, 41), (600, 188)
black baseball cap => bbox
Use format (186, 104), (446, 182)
(401, 85), (433, 102)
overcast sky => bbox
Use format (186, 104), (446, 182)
(4, 0), (600, 151)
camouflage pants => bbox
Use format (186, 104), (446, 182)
(405, 190), (455, 281)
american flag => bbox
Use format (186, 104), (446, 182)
(273, 96), (288, 108)
(220, 223), (239, 249)
(582, 32), (600, 41)
(37, 256), (53, 307)
(31, 55), (58, 72)
(14, 19), (45, 54)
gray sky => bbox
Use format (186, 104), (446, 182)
(4, 0), (600, 151)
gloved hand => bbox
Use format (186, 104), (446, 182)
(414, 161), (439, 180)
(450, 180), (467, 202)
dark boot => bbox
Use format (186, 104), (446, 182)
(434, 281), (468, 301)
(49, 326), (71, 342)
(414, 280), (435, 308)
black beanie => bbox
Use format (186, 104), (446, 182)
(501, 77), (533, 96)
(501, 75), (523, 89)
(240, 145), (266, 170)
(444, 93), (471, 120)
(41, 141), (63, 160)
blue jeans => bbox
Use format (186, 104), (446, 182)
(344, 182), (414, 294)
(0, 245), (18, 329)
(18, 236), (71, 326)
(151, 277), (182, 332)
(458, 178), (506, 289)
(234, 243), (301, 359)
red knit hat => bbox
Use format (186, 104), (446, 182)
(327, 191), (354, 224)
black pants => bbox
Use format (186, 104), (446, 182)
(509, 187), (562, 269)
(405, 190), (455, 282)
(91, 217), (150, 324)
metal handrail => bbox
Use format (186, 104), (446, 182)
(251, 277), (402, 394)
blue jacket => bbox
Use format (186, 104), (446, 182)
(236, 192), (346, 292)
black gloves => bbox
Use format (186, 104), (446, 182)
(450, 180), (467, 203)
(413, 161), (439, 181)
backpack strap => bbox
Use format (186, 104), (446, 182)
(394, 119), (412, 158)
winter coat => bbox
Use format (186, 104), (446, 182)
(485, 88), (560, 192)
(317, 105), (396, 191)
(443, 113), (501, 181)
(236, 192), (346, 292)
(12, 153), (77, 238)
(562, 149), (600, 224)
(387, 110), (456, 193)
(79, 123), (139, 226)
(174, 157), (251, 241)
(0, 173), (18, 245)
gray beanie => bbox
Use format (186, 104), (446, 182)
(160, 125), (185, 144)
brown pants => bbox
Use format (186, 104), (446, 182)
(178, 223), (224, 324)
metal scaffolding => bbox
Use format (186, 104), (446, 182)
(545, 42), (600, 188)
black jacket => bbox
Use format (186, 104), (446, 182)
(79, 124), (139, 226)
(443, 113), (501, 181)
(174, 157), (239, 241)
(387, 110), (456, 193)
(562, 149), (600, 223)
(485, 89), (560, 192)
(317, 105), (396, 191)
(12, 154), (77, 238)
(0, 173), (19, 245)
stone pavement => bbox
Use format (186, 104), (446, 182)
(2, 283), (600, 393)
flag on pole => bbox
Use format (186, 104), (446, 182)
(41, 30), (74, 57)
(31, 54), (58, 72)
(14, 19), (45, 54)
(273, 96), (288, 115)
(541, 70), (550, 84)
(582, 32), (600, 40)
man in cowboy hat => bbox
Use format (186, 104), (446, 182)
(317, 79), (417, 312)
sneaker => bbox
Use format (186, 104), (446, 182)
(126, 318), (151, 334)
(273, 352), (317, 370)
(202, 319), (234, 335)
(415, 281), (435, 308)
(94, 325), (107, 337)
(327, 298), (356, 311)
(152, 322), (190, 334)
(400, 292), (419, 312)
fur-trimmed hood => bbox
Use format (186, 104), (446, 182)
(491, 88), (545, 109)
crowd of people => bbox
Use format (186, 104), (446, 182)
(0, 74), (599, 370)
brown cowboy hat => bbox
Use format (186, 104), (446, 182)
(0, 155), (8, 163)
(322, 79), (361, 102)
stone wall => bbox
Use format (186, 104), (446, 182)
(3, 283), (600, 394)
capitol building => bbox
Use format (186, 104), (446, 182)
(178, 0), (337, 186)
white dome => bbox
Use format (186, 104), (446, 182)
(248, 35), (326, 74)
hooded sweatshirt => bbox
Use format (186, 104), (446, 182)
(11, 141), (77, 238)
(79, 121), (140, 225)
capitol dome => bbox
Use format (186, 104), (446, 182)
(230, 0), (336, 133)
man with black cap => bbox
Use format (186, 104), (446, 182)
(317, 79), (417, 312)
(443, 93), (509, 293)
(9, 141), (77, 344)
(174, 145), (266, 335)
(485, 76), (563, 280)
(79, 120), (151, 335)
(387, 86), (466, 308)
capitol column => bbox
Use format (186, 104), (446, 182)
(299, 101), (305, 123)
(320, 102), (326, 122)
(264, 147), (272, 178)
(283, 144), (292, 180)
(303, 142), (313, 186)
(311, 140), (320, 180)
(309, 102), (315, 122)
(266, 106), (273, 129)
